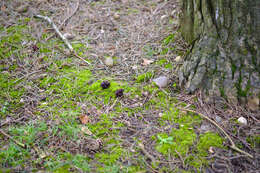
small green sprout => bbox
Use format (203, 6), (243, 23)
(157, 134), (173, 145)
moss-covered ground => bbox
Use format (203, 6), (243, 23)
(0, 0), (258, 172)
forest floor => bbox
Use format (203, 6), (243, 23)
(0, 0), (259, 172)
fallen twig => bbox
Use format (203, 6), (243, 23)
(35, 15), (73, 51)
(178, 107), (254, 159)
(13, 70), (42, 84)
(0, 129), (26, 148)
(138, 142), (156, 163)
(46, 0), (80, 40)
(0, 116), (27, 127)
(105, 98), (118, 114)
(55, 45), (90, 65)
(175, 149), (186, 168)
(35, 14), (90, 65)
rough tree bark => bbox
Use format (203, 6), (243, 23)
(178, 0), (260, 107)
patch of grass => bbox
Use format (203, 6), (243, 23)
(155, 128), (196, 157)
(246, 135), (260, 148)
(136, 72), (153, 83)
(197, 132), (223, 157)
(0, 24), (30, 117)
(0, 73), (25, 117)
(155, 108), (224, 170)
(160, 108), (202, 126)
(143, 45), (157, 57)
(8, 121), (48, 145)
(0, 143), (30, 168)
(0, 5), (230, 173)
(162, 33), (175, 46)
(0, 122), (48, 168)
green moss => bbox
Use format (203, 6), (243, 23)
(155, 108), (202, 157)
(155, 128), (196, 157)
(155, 108), (225, 170)
(162, 34), (175, 46)
(0, 143), (30, 168)
(246, 135), (260, 148)
(0, 73), (25, 117)
(197, 132), (223, 157)
(8, 122), (48, 145)
(164, 63), (173, 69)
(96, 146), (123, 165)
(161, 108), (202, 126)
(136, 72), (153, 83)
(158, 59), (167, 65)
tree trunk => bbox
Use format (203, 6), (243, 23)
(178, 0), (260, 106)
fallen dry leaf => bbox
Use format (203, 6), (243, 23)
(142, 58), (154, 66)
(1, 5), (6, 12)
(79, 115), (90, 124)
(81, 126), (93, 136)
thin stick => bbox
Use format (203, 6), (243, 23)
(0, 116), (27, 127)
(13, 70), (42, 84)
(138, 142), (156, 163)
(0, 129), (26, 148)
(175, 149), (185, 168)
(35, 15), (73, 51)
(46, 0), (80, 40)
(178, 107), (253, 159)
(105, 98), (118, 114)
(55, 45), (90, 65)
(35, 15), (90, 65)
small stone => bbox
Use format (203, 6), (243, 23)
(20, 98), (25, 103)
(174, 56), (182, 62)
(215, 115), (222, 123)
(142, 91), (149, 97)
(64, 33), (75, 40)
(200, 124), (211, 133)
(113, 13), (120, 20)
(104, 57), (114, 67)
(152, 76), (169, 88)
(238, 117), (247, 125)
